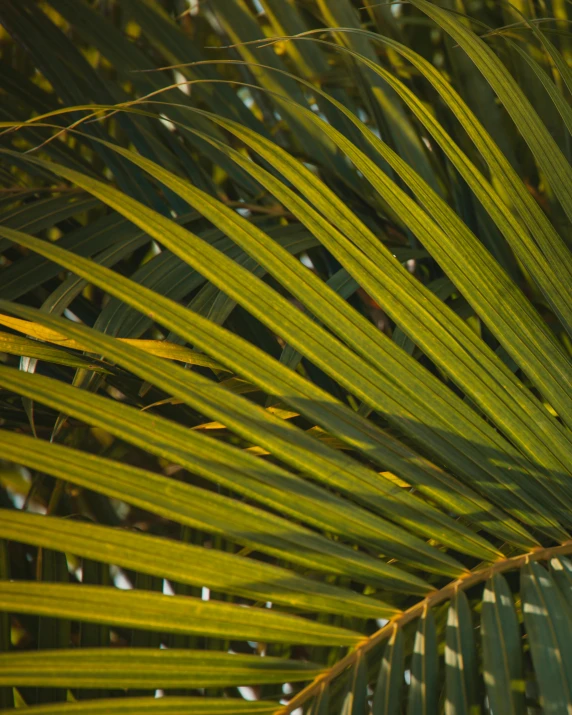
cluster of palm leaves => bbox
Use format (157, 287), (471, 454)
(1, 0), (572, 713)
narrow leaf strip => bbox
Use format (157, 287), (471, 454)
(445, 591), (481, 715)
(481, 574), (525, 715)
(0, 314), (228, 369)
(0, 699), (277, 715)
(550, 557), (572, 611)
(0, 582), (361, 646)
(0, 648), (322, 688)
(372, 626), (405, 715)
(341, 653), (368, 715)
(407, 608), (438, 715)
(521, 562), (572, 712)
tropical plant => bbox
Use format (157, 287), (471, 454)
(1, 0), (572, 713)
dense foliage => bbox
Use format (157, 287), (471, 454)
(1, 0), (572, 713)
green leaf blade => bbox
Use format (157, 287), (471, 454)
(481, 574), (525, 715)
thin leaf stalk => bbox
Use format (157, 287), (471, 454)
(276, 539), (572, 714)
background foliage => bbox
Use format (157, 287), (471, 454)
(1, 0), (572, 713)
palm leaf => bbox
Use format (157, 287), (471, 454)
(1, 1), (572, 713)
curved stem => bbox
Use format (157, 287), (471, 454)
(277, 540), (572, 715)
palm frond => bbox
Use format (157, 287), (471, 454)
(1, 1), (572, 713)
